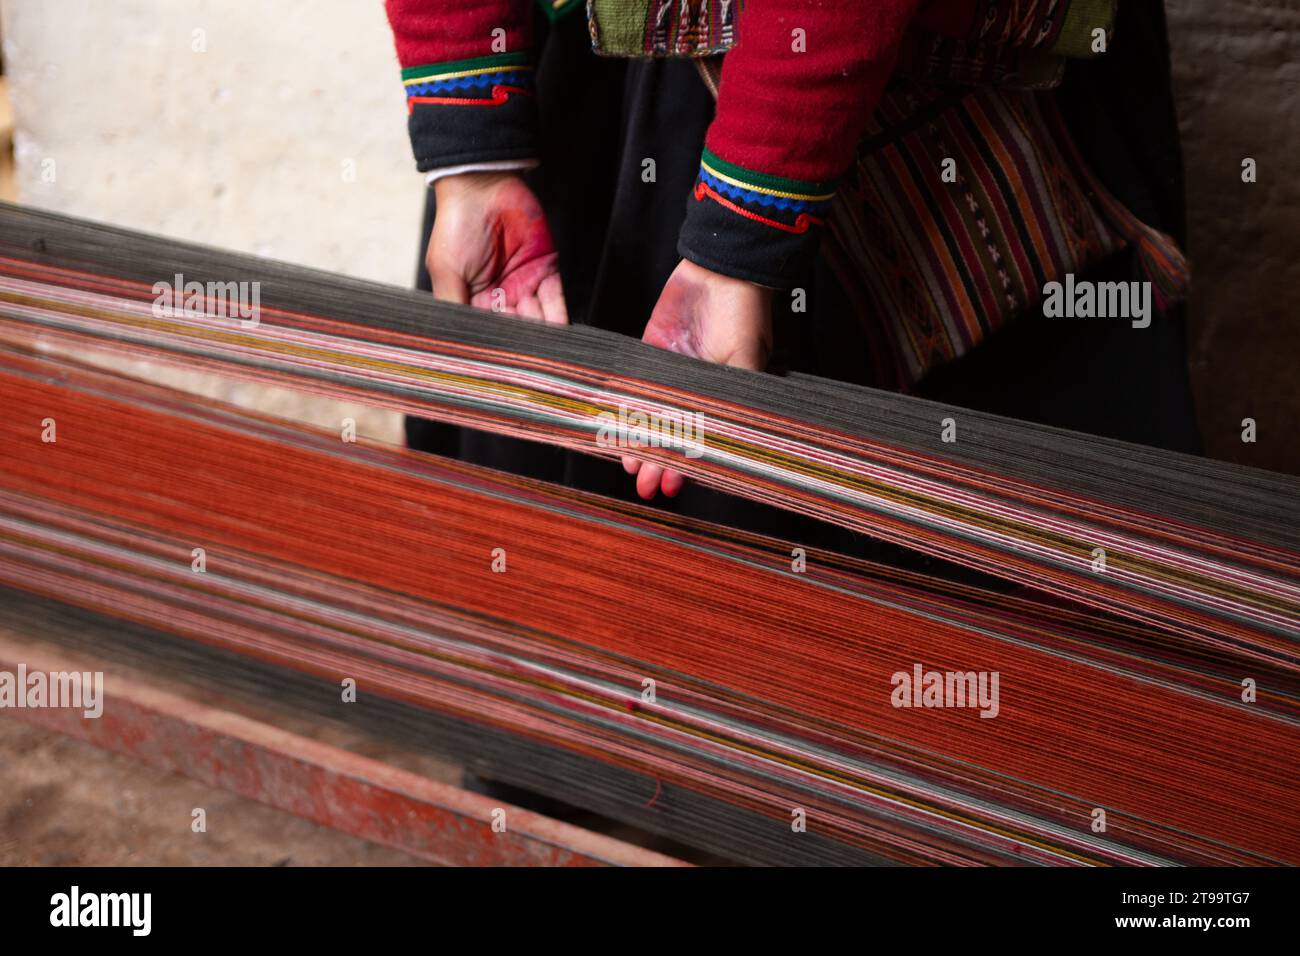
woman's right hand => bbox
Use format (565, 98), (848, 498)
(427, 171), (568, 325)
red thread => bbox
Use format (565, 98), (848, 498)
(3, 241), (1297, 865)
(407, 85), (532, 114)
(692, 180), (823, 234)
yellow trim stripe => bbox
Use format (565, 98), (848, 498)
(700, 158), (836, 203)
(403, 64), (532, 86)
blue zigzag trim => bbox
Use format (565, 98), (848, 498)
(697, 167), (831, 215)
(405, 71), (534, 98)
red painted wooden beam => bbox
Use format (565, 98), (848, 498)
(0, 636), (688, 867)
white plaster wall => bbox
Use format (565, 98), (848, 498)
(1, 0), (423, 286)
(0, 0), (421, 441)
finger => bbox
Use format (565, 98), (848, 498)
(622, 456), (642, 475)
(730, 337), (769, 373)
(516, 294), (543, 321)
(636, 462), (664, 500)
(660, 468), (685, 498)
(430, 266), (470, 306)
(470, 287), (512, 314)
(537, 272), (569, 326)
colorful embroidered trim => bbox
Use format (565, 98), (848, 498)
(694, 150), (834, 231)
(691, 180), (823, 235)
(401, 54), (534, 109)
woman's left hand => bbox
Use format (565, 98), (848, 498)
(626, 259), (774, 500)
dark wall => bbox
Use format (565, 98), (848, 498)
(1168, 0), (1300, 474)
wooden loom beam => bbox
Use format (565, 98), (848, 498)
(0, 634), (687, 868)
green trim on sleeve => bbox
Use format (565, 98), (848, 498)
(401, 52), (531, 82)
(538, 0), (585, 23)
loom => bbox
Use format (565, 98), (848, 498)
(0, 203), (1296, 866)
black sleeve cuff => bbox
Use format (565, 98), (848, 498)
(676, 150), (836, 288)
(401, 54), (539, 172)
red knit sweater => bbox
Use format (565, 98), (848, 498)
(385, 1), (978, 286)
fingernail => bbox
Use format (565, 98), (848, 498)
(661, 471), (684, 498)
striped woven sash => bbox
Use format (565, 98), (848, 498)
(823, 81), (1188, 388)
(692, 0), (1187, 388)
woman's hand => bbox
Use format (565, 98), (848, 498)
(626, 259), (773, 499)
(427, 171), (568, 324)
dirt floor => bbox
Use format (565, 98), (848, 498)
(0, 618), (467, 866)
(0, 720), (435, 866)
(0, 613), (691, 867)
(0, 107), (438, 868)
